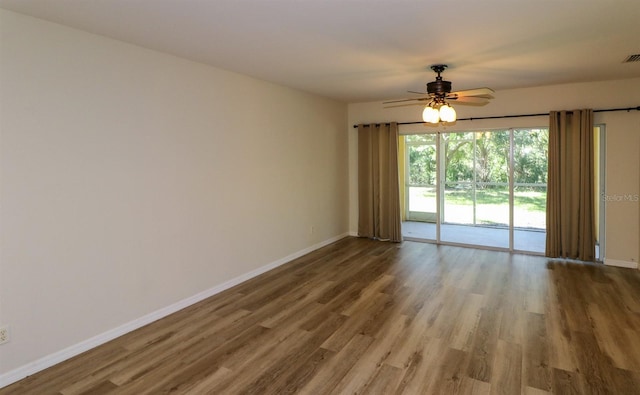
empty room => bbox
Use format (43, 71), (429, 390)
(1, 1), (640, 394)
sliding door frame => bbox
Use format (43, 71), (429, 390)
(404, 128), (548, 254)
(596, 124), (606, 262)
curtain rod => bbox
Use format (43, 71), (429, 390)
(352, 106), (640, 128)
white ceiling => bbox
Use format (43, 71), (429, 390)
(2, 0), (640, 103)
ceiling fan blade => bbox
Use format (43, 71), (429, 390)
(449, 87), (494, 97)
(408, 90), (429, 95)
(383, 102), (429, 109)
(382, 97), (431, 104)
(448, 96), (491, 106)
(447, 93), (493, 101)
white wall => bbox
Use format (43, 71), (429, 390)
(0, 9), (348, 381)
(348, 78), (640, 265)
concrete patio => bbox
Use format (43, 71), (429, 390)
(402, 221), (546, 254)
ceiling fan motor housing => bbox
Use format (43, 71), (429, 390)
(427, 79), (452, 96)
(427, 64), (452, 96)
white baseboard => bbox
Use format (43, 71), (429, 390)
(604, 258), (639, 269)
(0, 232), (350, 389)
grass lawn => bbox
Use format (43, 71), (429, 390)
(408, 186), (546, 229)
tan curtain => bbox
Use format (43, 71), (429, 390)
(358, 122), (402, 242)
(397, 136), (407, 221)
(546, 109), (595, 261)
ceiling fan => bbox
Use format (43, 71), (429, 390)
(383, 64), (494, 123)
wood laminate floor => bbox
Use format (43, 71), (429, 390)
(3, 237), (640, 394)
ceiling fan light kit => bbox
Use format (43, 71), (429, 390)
(422, 105), (440, 123)
(384, 64), (494, 124)
(422, 101), (457, 123)
(438, 103), (457, 122)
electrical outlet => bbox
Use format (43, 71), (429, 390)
(0, 326), (9, 345)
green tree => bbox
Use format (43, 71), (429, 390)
(444, 133), (473, 182)
(475, 131), (509, 185)
(514, 129), (548, 184)
(407, 128), (549, 188)
(409, 144), (436, 185)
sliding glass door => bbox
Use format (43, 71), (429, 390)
(403, 128), (549, 253)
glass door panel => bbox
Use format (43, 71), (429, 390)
(404, 135), (437, 240)
(475, 131), (509, 229)
(441, 132), (476, 244)
(513, 128), (548, 253)
(441, 131), (509, 248)
(442, 132), (473, 226)
(473, 131), (509, 248)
